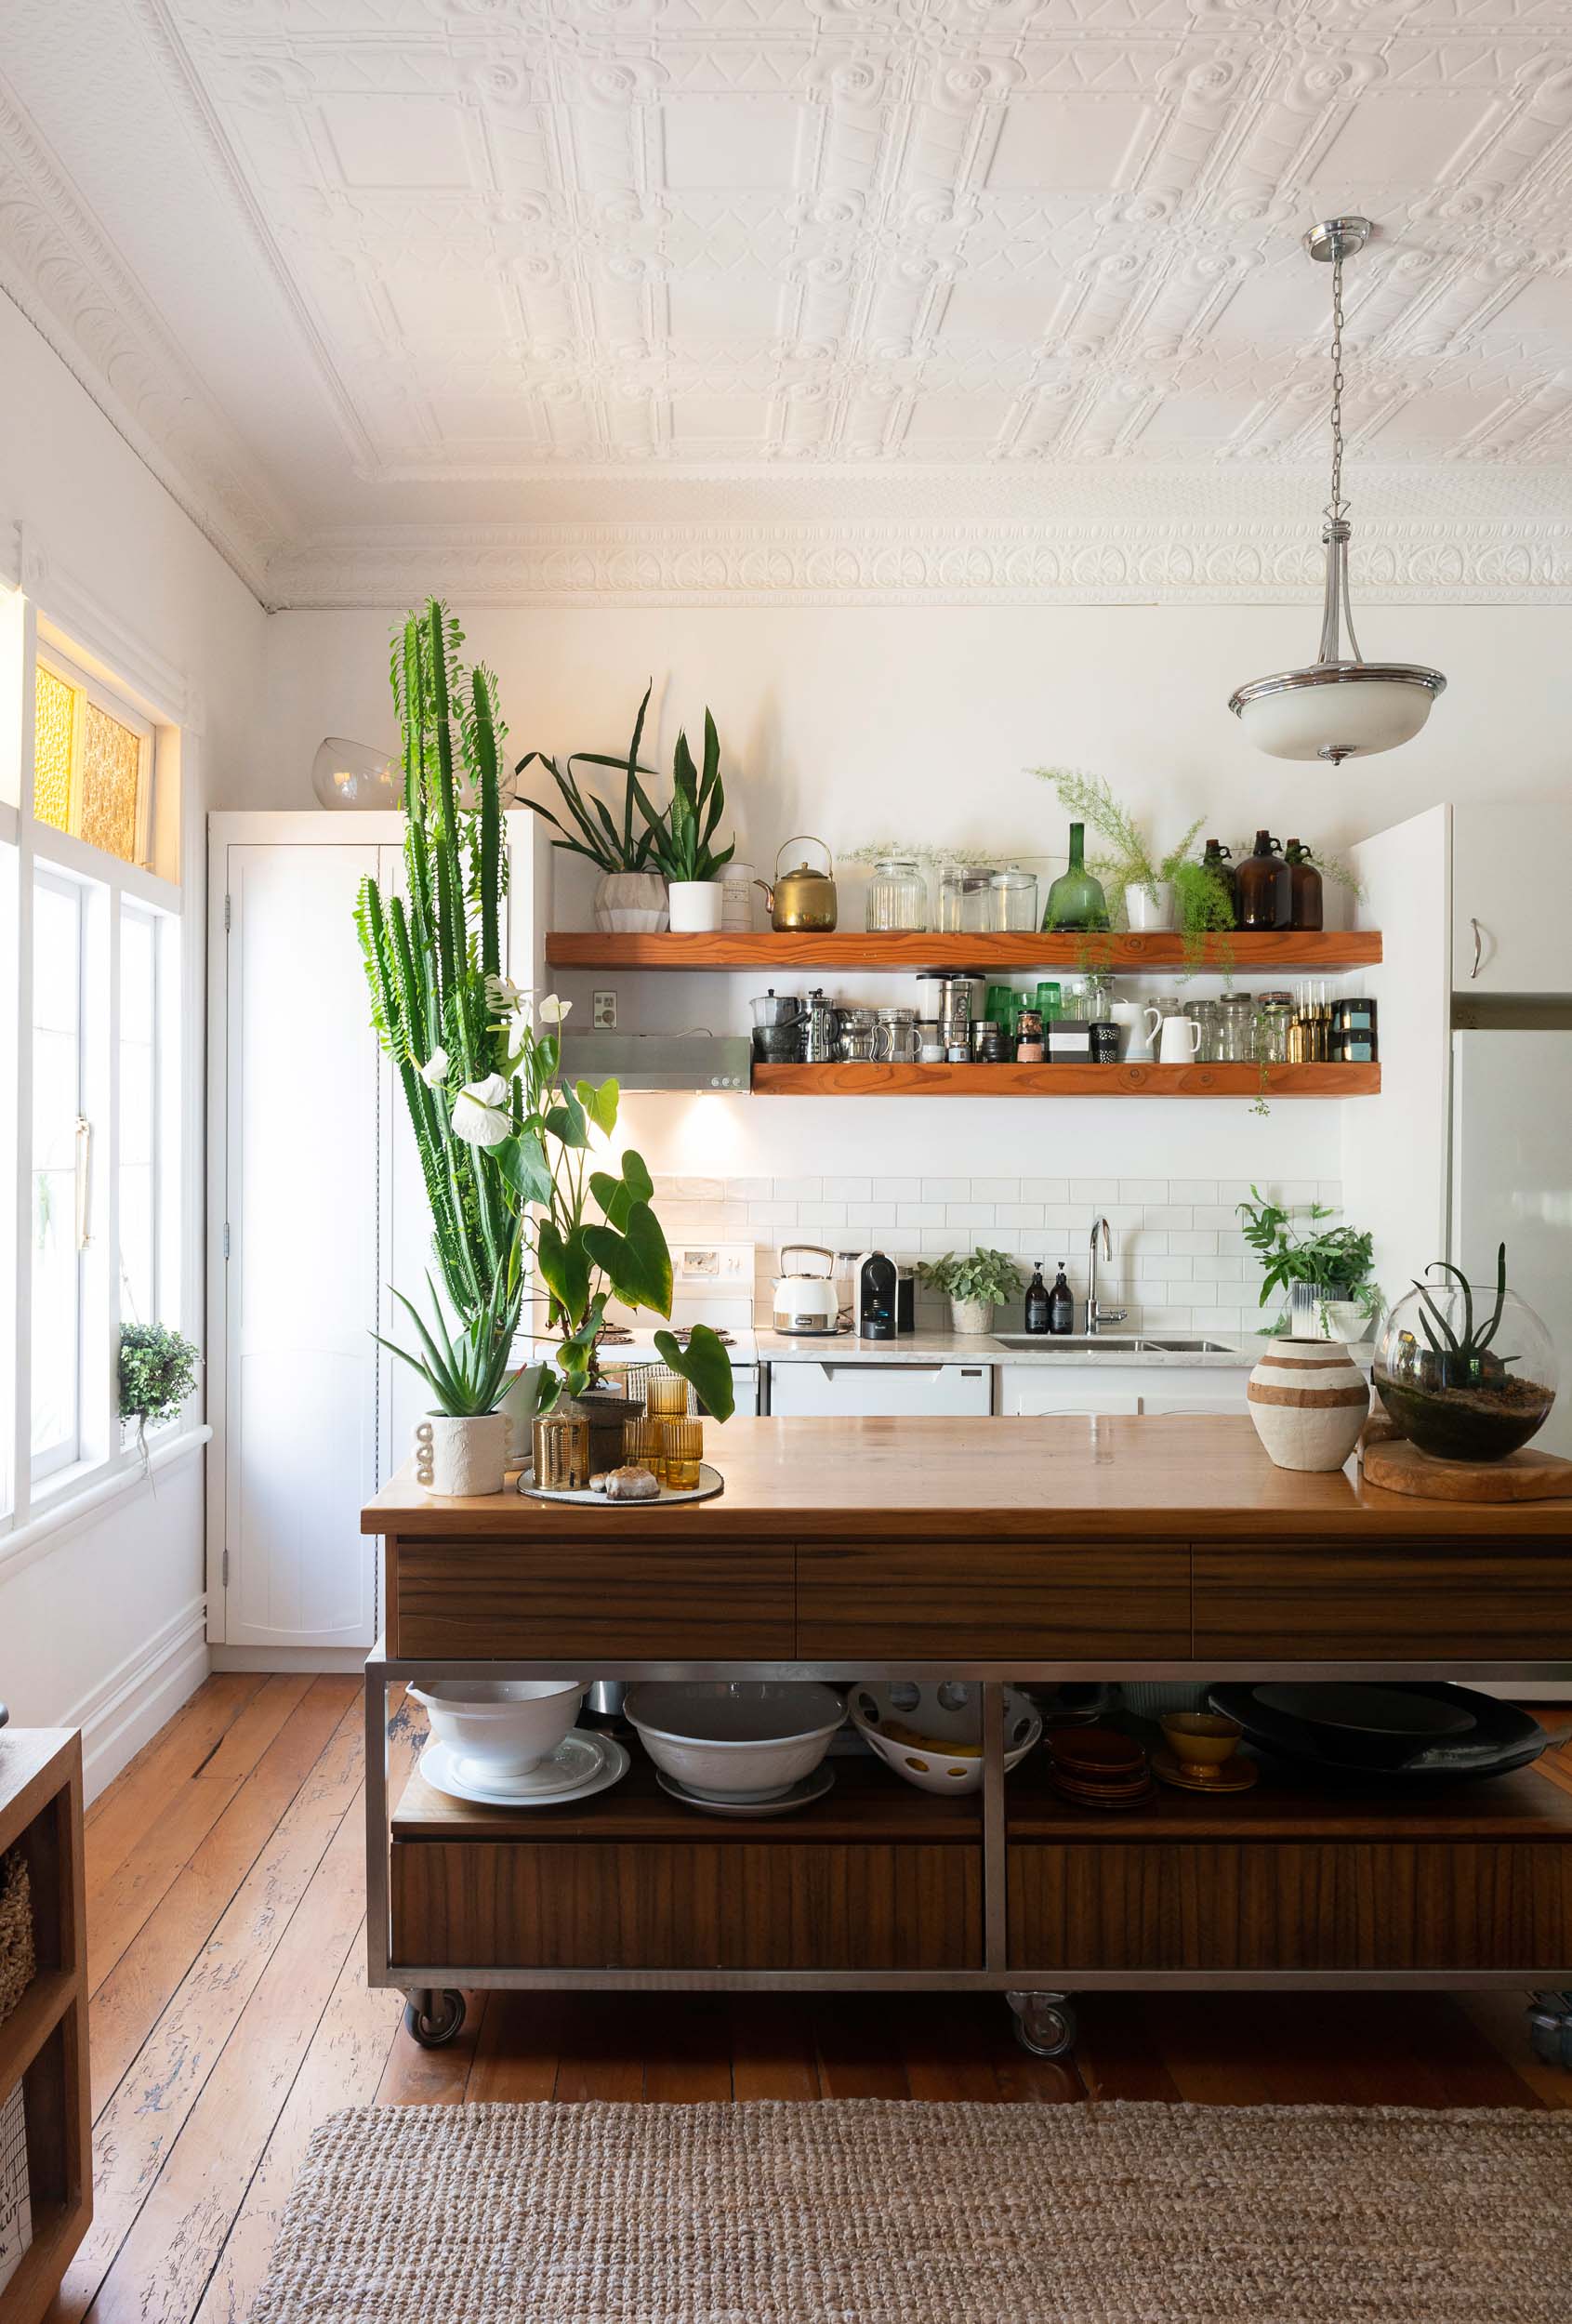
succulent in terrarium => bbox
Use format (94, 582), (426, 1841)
(1373, 1242), (1558, 1463)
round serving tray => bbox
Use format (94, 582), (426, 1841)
(519, 1459), (725, 1508)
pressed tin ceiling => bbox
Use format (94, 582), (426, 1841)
(3, 0), (1572, 604)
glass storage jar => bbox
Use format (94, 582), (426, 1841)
(1216, 991), (1258, 1062)
(1183, 997), (1223, 1063)
(959, 871), (997, 934)
(933, 863), (966, 931)
(865, 856), (928, 933)
(990, 867), (1037, 932)
(1255, 993), (1293, 1063)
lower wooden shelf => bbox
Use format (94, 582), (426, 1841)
(750, 1063), (1379, 1098)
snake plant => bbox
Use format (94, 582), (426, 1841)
(649, 712), (734, 883)
(512, 683), (666, 874)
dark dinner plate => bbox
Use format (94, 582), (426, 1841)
(1251, 1681), (1476, 1764)
(1209, 1683), (1549, 1783)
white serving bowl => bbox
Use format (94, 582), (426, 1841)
(625, 1681), (844, 1802)
(410, 1679), (585, 1776)
(849, 1680), (1041, 1797)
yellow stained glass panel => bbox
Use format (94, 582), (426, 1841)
(33, 666), (76, 834)
(81, 701), (142, 865)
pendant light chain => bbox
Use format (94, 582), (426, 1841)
(1325, 244), (1347, 525)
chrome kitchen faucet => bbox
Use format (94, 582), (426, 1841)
(1087, 1216), (1128, 1335)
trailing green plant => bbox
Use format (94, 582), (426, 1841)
(917, 1248), (1024, 1307)
(1236, 1186), (1380, 1333)
(648, 711), (734, 884)
(511, 683), (665, 875)
(118, 1323), (199, 1467)
(374, 1268), (524, 1417)
(1169, 855), (1236, 977)
(1031, 767), (1206, 925)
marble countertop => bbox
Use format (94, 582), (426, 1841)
(754, 1327), (1264, 1369)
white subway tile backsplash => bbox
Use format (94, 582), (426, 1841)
(897, 1202), (948, 1228)
(797, 1202), (849, 1228)
(844, 1203), (900, 1233)
(1192, 1204), (1243, 1228)
(1195, 1252), (1243, 1281)
(748, 1200), (799, 1228)
(1140, 1205), (1195, 1230)
(875, 1177), (924, 1202)
(1118, 1178), (1169, 1203)
(1170, 1230), (1219, 1255)
(945, 1203), (997, 1231)
(922, 1177), (973, 1202)
(996, 1204), (1046, 1231)
(1021, 1178), (1070, 1204)
(773, 1177), (824, 1203)
(970, 1177), (1023, 1203)
(824, 1176), (873, 1203)
(1168, 1178), (1220, 1204)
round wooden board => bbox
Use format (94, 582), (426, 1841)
(1362, 1436), (1572, 1503)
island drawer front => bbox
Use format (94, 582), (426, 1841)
(1192, 1540), (1572, 1661)
(1009, 1841), (1572, 1971)
(385, 1536), (794, 1659)
(390, 1838), (983, 1970)
(796, 1539), (1189, 1660)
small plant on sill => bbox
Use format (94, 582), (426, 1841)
(1236, 1186), (1380, 1337)
(917, 1247), (1024, 1333)
(119, 1322), (199, 1475)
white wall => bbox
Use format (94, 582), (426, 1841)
(1, 297), (267, 1793)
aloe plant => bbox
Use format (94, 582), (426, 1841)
(649, 712), (734, 883)
(512, 683), (666, 874)
(374, 1270), (523, 1417)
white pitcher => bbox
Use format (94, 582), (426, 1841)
(1156, 1012), (1203, 1065)
(1113, 1000), (1153, 1062)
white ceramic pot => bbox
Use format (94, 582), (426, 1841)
(414, 1411), (509, 1496)
(667, 879), (724, 934)
(1247, 1339), (1369, 1472)
(594, 871), (668, 934)
(410, 1679), (585, 1776)
(496, 1361), (548, 1464)
(625, 1681), (844, 1802)
(848, 1681), (1040, 1798)
(950, 1297), (995, 1336)
(1125, 880), (1175, 932)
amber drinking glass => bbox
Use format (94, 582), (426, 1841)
(622, 1417), (667, 1483)
(664, 1419), (704, 1490)
(642, 1366), (691, 1420)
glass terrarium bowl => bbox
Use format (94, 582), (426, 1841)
(1373, 1280), (1558, 1462)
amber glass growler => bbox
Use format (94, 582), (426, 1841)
(1236, 831), (1291, 931)
(1285, 839), (1323, 931)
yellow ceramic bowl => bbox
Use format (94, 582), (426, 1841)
(1160, 1710), (1242, 1776)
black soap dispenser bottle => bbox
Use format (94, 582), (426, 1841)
(1048, 1263), (1075, 1337)
(1024, 1261), (1050, 1336)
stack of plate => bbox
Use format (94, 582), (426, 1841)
(420, 1729), (629, 1809)
(1046, 1724), (1153, 1809)
(1209, 1683), (1552, 1784)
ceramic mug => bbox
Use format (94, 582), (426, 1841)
(415, 1412), (509, 1497)
(1156, 1013), (1203, 1066)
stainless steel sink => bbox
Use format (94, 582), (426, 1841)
(1141, 1338), (1235, 1353)
(989, 1333), (1235, 1354)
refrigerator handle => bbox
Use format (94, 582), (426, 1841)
(1470, 917), (1483, 979)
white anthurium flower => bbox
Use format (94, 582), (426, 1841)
(417, 1046), (450, 1089)
(484, 973), (529, 1018)
(450, 1072), (512, 1148)
(537, 993), (572, 1025)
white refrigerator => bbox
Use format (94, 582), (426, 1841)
(1450, 1027), (1572, 1459)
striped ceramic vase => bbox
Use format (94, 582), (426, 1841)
(1247, 1339), (1369, 1472)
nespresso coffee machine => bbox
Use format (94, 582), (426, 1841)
(854, 1250), (899, 1340)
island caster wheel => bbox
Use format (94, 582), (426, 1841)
(404, 1988), (466, 2049)
(1007, 1989), (1078, 2060)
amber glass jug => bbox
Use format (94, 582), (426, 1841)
(1236, 831), (1291, 931)
(1285, 839), (1324, 931)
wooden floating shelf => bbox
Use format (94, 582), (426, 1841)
(751, 1063), (1380, 1099)
(546, 930), (1382, 972)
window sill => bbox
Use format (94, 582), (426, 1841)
(0, 1424), (212, 1585)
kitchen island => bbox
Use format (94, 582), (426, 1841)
(363, 1416), (1572, 2058)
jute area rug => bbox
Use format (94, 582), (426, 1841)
(247, 2097), (1572, 2324)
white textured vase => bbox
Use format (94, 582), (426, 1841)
(594, 871), (668, 934)
(496, 1362), (548, 1465)
(950, 1298), (994, 1337)
(667, 879), (725, 933)
(1247, 1339), (1368, 1472)
(1125, 881), (1176, 932)
(415, 1412), (509, 1497)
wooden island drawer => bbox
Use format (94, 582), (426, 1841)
(391, 1837), (982, 1970)
(1193, 1538), (1572, 1661)
(797, 1538), (1189, 1660)
(1009, 1837), (1572, 1972)
(386, 1534), (794, 1659)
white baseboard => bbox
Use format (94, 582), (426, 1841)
(209, 1644), (367, 1674)
(64, 1596), (210, 1802)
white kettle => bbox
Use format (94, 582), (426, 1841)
(773, 1245), (840, 1336)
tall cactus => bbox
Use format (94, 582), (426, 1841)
(354, 600), (512, 1314)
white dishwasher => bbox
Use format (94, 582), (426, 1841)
(766, 1360), (994, 1419)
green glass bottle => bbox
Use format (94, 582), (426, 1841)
(1042, 822), (1109, 932)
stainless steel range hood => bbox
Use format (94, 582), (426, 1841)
(557, 1032), (752, 1094)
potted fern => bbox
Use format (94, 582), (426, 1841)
(1032, 768), (1209, 933)
(649, 711), (735, 933)
(917, 1248), (1024, 1337)
(513, 683), (669, 932)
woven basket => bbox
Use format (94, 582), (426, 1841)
(0, 1851), (34, 2027)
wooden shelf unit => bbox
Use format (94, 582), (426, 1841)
(545, 931), (1383, 972)
(752, 1062), (1379, 1099)
(0, 1732), (88, 2324)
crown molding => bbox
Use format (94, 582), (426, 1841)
(267, 511), (1572, 612)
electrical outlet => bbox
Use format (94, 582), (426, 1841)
(593, 988), (616, 1030)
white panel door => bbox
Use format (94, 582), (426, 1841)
(1453, 805), (1572, 995)
(999, 1365), (1143, 1418)
(766, 1362), (994, 1418)
(224, 843), (380, 1648)
(1138, 1380), (1248, 1417)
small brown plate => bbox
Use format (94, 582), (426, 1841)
(1151, 1748), (1259, 1795)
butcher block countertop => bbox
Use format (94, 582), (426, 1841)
(363, 1415), (1572, 1545)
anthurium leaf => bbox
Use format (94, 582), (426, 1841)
(621, 1148), (654, 1205)
(583, 1202), (672, 1314)
(535, 1219), (589, 1323)
(655, 1323), (735, 1423)
(575, 1077), (619, 1138)
(589, 1169), (632, 1232)
(557, 1292), (608, 1364)
(545, 1089), (588, 1148)
(492, 1129), (553, 1208)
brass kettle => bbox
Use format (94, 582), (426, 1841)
(756, 836), (838, 933)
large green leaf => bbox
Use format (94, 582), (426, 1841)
(492, 1129), (553, 1208)
(544, 1089), (588, 1148)
(582, 1199), (672, 1314)
(589, 1148), (654, 1234)
(655, 1323), (735, 1423)
(535, 1218), (589, 1323)
(575, 1077), (619, 1138)
(621, 1148), (654, 1204)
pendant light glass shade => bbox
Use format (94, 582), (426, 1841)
(1228, 218), (1446, 765)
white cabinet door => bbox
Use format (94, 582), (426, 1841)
(1138, 1381), (1248, 1417)
(766, 1362), (993, 1418)
(223, 844), (380, 1649)
(999, 1365), (1143, 1418)
(1453, 805), (1572, 994)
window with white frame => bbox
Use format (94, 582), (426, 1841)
(0, 608), (188, 1530)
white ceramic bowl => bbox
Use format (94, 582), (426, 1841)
(626, 1681), (844, 1802)
(410, 1679), (585, 1776)
(849, 1680), (1041, 1797)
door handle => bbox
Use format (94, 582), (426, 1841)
(1470, 917), (1484, 979)
(74, 1114), (92, 1249)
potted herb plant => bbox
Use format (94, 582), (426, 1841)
(1373, 1244), (1558, 1463)
(118, 1322), (199, 1473)
(1236, 1187), (1381, 1340)
(1032, 769), (1208, 934)
(917, 1248), (1024, 1337)
(649, 711), (735, 933)
(513, 683), (669, 932)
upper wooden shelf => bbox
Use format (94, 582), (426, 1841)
(545, 931), (1383, 972)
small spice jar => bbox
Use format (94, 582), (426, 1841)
(1015, 1006), (1045, 1063)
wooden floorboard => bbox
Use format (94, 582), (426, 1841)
(59, 1675), (1566, 2322)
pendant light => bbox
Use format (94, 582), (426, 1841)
(1228, 217), (1446, 764)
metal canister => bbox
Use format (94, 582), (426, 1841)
(803, 989), (841, 1063)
